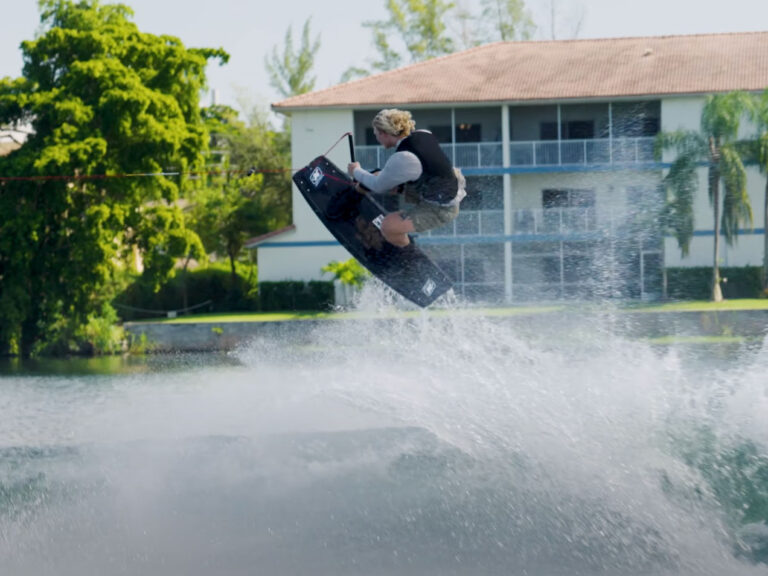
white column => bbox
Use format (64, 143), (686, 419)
(502, 104), (513, 303)
(451, 108), (456, 165)
(557, 104), (562, 165)
(608, 102), (613, 164)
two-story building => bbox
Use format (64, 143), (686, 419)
(249, 32), (768, 303)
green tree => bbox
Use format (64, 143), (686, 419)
(477, 0), (535, 42)
(189, 104), (291, 283)
(322, 259), (370, 287)
(343, 0), (536, 82)
(264, 18), (320, 99)
(656, 92), (754, 301)
(343, 0), (456, 80)
(0, 0), (227, 356)
(748, 89), (768, 292)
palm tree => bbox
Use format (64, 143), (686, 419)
(656, 92), (754, 301)
(748, 89), (768, 293)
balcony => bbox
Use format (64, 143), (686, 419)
(354, 136), (656, 170)
(509, 137), (655, 167)
(423, 206), (604, 240)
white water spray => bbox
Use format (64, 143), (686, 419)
(1, 283), (767, 575)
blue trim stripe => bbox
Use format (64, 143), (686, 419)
(418, 233), (605, 244)
(258, 228), (767, 248)
(460, 162), (672, 176)
(260, 241), (340, 248)
(261, 233), (605, 248)
(693, 228), (766, 236)
(455, 158), (766, 176)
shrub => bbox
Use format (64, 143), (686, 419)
(666, 266), (763, 300)
(257, 281), (334, 312)
(115, 262), (259, 320)
(322, 258), (370, 287)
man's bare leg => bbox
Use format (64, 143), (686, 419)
(380, 212), (415, 247)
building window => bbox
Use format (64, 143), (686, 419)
(565, 121), (594, 140)
(540, 121), (595, 140)
(456, 123), (481, 143)
(427, 125), (452, 143)
(543, 189), (595, 209)
(542, 189), (596, 232)
(540, 122), (558, 140)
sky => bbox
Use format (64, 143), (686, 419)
(3, 0), (768, 116)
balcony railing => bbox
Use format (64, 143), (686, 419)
(509, 137), (655, 167)
(424, 206), (604, 238)
(354, 137), (656, 170)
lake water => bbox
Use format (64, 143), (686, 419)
(1, 293), (767, 575)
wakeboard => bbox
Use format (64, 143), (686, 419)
(292, 155), (453, 308)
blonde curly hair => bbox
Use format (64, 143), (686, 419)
(372, 109), (416, 138)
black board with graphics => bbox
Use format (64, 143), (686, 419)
(292, 155), (453, 308)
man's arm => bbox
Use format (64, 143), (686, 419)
(352, 151), (422, 194)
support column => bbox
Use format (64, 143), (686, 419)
(502, 104), (513, 303)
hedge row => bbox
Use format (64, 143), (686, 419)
(115, 264), (766, 319)
(258, 281), (335, 312)
(114, 267), (334, 320)
(666, 266), (765, 300)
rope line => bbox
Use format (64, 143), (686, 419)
(0, 132), (357, 183)
(0, 167), (294, 183)
(113, 299), (213, 316)
(322, 131), (352, 157)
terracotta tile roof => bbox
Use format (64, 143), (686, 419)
(273, 32), (768, 110)
(244, 224), (296, 248)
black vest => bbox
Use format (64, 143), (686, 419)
(397, 131), (458, 204)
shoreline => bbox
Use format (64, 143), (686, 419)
(123, 305), (768, 353)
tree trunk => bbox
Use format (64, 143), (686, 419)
(661, 238), (668, 300)
(181, 255), (192, 311)
(229, 253), (237, 284)
(20, 317), (39, 359)
(711, 168), (723, 302)
(228, 252), (238, 307)
(764, 178), (768, 292)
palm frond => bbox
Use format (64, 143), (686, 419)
(720, 145), (753, 243)
(663, 155), (697, 255)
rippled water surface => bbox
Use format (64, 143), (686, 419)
(1, 296), (767, 575)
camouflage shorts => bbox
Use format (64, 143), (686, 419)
(401, 201), (459, 233)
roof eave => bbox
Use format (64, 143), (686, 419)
(271, 90), (738, 113)
(244, 224), (297, 249)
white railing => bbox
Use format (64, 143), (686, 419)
(354, 137), (655, 170)
(509, 207), (599, 235)
(424, 207), (602, 238)
(509, 137), (655, 167)
(426, 209), (505, 237)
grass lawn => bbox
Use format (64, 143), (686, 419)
(625, 298), (768, 313)
(126, 299), (768, 325)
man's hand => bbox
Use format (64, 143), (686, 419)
(347, 162), (361, 178)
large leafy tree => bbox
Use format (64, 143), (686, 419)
(264, 18), (320, 99)
(343, 0), (536, 81)
(189, 105), (291, 283)
(342, 0), (456, 80)
(475, 0), (535, 43)
(656, 92), (754, 301)
(748, 89), (768, 291)
(0, 0), (227, 355)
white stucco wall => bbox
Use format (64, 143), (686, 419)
(257, 241), (352, 281)
(660, 96), (765, 269)
(289, 109), (355, 241)
(509, 170), (663, 221)
(258, 98), (767, 286)
(257, 109), (355, 281)
(665, 234), (764, 268)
